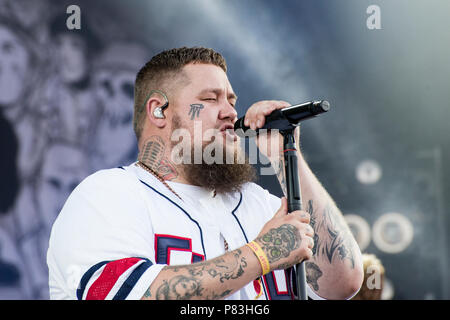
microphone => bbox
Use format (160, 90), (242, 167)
(234, 100), (330, 136)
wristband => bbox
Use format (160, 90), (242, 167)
(246, 241), (271, 275)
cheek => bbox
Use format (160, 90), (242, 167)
(173, 105), (221, 143)
(186, 103), (204, 120)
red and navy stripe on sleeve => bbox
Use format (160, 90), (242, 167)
(76, 257), (153, 300)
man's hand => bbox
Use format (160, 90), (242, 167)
(254, 197), (314, 272)
(242, 100), (300, 160)
(243, 100), (290, 131)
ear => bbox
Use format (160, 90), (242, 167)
(146, 96), (167, 128)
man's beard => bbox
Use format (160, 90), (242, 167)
(182, 143), (257, 195)
(171, 115), (256, 194)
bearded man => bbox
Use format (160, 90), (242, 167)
(47, 47), (363, 300)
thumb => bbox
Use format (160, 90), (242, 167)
(274, 197), (288, 218)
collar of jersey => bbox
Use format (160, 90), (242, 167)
(131, 163), (185, 206)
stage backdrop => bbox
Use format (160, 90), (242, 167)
(0, 0), (449, 299)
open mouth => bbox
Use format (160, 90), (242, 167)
(220, 124), (237, 141)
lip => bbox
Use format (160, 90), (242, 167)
(219, 123), (235, 132)
(219, 123), (237, 141)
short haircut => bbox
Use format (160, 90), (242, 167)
(133, 47), (227, 141)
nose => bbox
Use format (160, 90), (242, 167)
(219, 101), (238, 123)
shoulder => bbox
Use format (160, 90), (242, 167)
(47, 167), (157, 299)
(66, 166), (145, 204)
(240, 181), (266, 195)
(240, 182), (280, 201)
(52, 166), (148, 234)
(48, 165), (153, 258)
(76, 167), (135, 191)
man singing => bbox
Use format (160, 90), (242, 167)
(47, 47), (363, 300)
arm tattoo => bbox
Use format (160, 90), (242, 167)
(188, 104), (204, 120)
(156, 275), (203, 300)
(305, 262), (323, 291)
(323, 204), (356, 268)
(307, 200), (319, 256)
(143, 287), (152, 298)
(153, 249), (247, 300)
(256, 224), (300, 264)
(309, 200), (356, 268)
(138, 135), (178, 180)
(179, 250), (247, 283)
(275, 158), (287, 196)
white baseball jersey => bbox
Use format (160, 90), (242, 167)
(47, 163), (323, 300)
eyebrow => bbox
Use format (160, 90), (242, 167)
(198, 88), (238, 101)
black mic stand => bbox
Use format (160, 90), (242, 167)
(281, 127), (307, 300)
(234, 100), (331, 300)
(278, 100), (330, 300)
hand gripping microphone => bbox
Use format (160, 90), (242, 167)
(234, 100), (330, 136)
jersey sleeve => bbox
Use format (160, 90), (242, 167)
(47, 168), (165, 300)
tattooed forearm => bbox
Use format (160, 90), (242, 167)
(324, 204), (356, 268)
(307, 200), (318, 255)
(255, 224), (300, 264)
(176, 249), (247, 284)
(156, 275), (203, 299)
(149, 249), (249, 300)
(308, 200), (356, 268)
(138, 135), (178, 180)
(273, 152), (358, 271)
(276, 150), (363, 297)
(274, 157), (287, 196)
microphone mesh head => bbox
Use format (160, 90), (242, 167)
(320, 100), (331, 111)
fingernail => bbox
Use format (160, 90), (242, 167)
(256, 120), (261, 128)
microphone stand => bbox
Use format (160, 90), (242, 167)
(234, 100), (330, 300)
(281, 127), (308, 300)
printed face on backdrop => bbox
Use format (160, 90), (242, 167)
(92, 67), (137, 166)
(0, 25), (30, 106)
(35, 144), (88, 224)
(54, 33), (87, 83)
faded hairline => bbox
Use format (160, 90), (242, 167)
(133, 69), (190, 143)
(133, 47), (227, 142)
